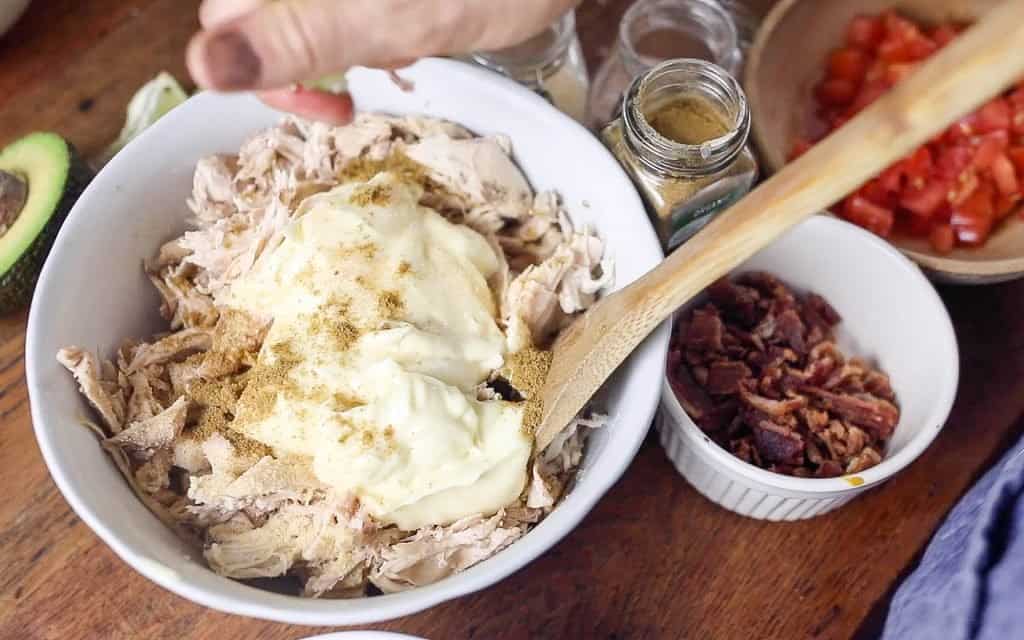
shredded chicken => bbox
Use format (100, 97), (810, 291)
(58, 113), (613, 599)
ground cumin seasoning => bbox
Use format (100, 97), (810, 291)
(600, 58), (758, 251)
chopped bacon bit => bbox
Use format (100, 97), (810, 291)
(668, 273), (899, 477)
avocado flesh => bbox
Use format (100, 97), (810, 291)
(0, 132), (92, 313)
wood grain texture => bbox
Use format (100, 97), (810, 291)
(537, 0), (1024, 450)
(0, 2), (1022, 639)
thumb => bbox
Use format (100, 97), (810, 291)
(187, 0), (468, 91)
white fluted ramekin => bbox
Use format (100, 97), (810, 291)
(657, 216), (959, 521)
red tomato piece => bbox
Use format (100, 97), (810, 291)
(844, 195), (895, 237)
(846, 79), (888, 114)
(973, 133), (1008, 170)
(901, 180), (948, 217)
(937, 145), (974, 179)
(903, 147), (933, 181)
(789, 138), (813, 160)
(930, 25), (958, 47)
(1008, 147), (1024, 175)
(859, 179), (897, 208)
(929, 224), (955, 253)
(950, 171), (979, 206)
(877, 39), (912, 63)
(976, 99), (1013, 133)
(815, 78), (857, 106)
(990, 153), (1020, 196)
(847, 15), (885, 49)
(903, 37), (938, 61)
(951, 184), (996, 245)
(828, 48), (869, 82)
(995, 193), (1021, 220)
(882, 11), (922, 40)
(884, 63), (918, 86)
(878, 163), (904, 193)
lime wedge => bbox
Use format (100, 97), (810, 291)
(100, 72), (188, 164)
(307, 73), (349, 94)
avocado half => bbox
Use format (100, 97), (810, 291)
(0, 132), (93, 313)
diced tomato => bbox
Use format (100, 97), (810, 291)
(864, 58), (887, 83)
(844, 196), (895, 237)
(951, 183), (996, 245)
(846, 79), (888, 114)
(950, 171), (979, 206)
(973, 133), (1008, 169)
(878, 163), (904, 193)
(827, 113), (851, 130)
(901, 180), (948, 217)
(884, 62), (918, 86)
(995, 193), (1021, 220)
(877, 39), (912, 63)
(815, 78), (857, 106)
(903, 37), (938, 61)
(929, 25), (958, 47)
(882, 11), (922, 41)
(847, 15), (885, 49)
(789, 138), (813, 160)
(798, 11), (1018, 250)
(1008, 147), (1024, 175)
(929, 224), (955, 253)
(903, 147), (933, 182)
(945, 113), (979, 142)
(989, 153), (1020, 196)
(976, 99), (1013, 133)
(937, 145), (973, 179)
(827, 48), (869, 82)
(899, 212), (934, 236)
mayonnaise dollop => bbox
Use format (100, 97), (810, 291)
(225, 173), (532, 530)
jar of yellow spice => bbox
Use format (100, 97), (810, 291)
(601, 58), (758, 251)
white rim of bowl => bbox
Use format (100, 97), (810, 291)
(25, 57), (671, 625)
(661, 215), (959, 494)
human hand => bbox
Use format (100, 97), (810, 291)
(187, 0), (580, 124)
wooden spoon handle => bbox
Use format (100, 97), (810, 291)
(619, 0), (1024, 324)
(535, 0), (1024, 451)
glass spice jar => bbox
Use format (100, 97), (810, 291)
(471, 11), (590, 124)
(601, 58), (758, 252)
(586, 0), (741, 129)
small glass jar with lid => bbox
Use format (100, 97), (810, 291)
(586, 0), (741, 129)
(601, 58), (758, 252)
(471, 11), (590, 124)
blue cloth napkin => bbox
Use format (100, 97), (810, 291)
(882, 433), (1024, 640)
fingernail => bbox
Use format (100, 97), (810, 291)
(202, 30), (261, 90)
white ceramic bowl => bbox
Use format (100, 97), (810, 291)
(25, 59), (670, 625)
(657, 215), (959, 521)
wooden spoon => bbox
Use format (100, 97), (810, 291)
(534, 0), (1024, 451)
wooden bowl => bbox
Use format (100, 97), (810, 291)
(744, 0), (1024, 284)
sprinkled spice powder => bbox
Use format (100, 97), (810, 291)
(377, 290), (404, 317)
(396, 260), (412, 276)
(233, 340), (302, 425)
(502, 347), (553, 435)
(349, 183), (392, 207)
(338, 151), (459, 203)
(187, 370), (273, 458)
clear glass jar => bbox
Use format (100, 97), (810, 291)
(716, 0), (767, 57)
(586, 0), (741, 129)
(601, 59), (758, 252)
(471, 11), (590, 124)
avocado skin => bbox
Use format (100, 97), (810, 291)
(0, 146), (93, 313)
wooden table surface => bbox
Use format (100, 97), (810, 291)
(1, 1), (1022, 639)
